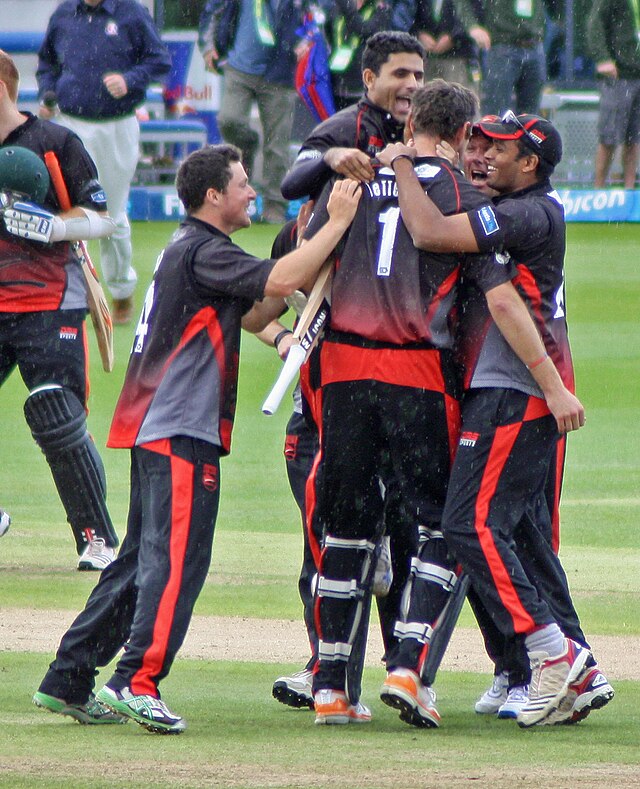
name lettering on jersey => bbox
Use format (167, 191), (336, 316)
(365, 179), (398, 199)
(459, 431), (480, 447)
(59, 326), (78, 341)
(478, 205), (499, 236)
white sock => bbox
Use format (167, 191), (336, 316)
(524, 623), (565, 657)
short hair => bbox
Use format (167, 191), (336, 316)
(176, 144), (242, 213)
(361, 31), (425, 75)
(410, 80), (479, 141)
(0, 50), (19, 102)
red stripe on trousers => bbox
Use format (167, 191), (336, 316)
(131, 438), (193, 696)
(474, 422), (537, 634)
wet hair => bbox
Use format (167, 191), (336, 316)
(361, 31), (425, 75)
(0, 50), (19, 102)
(410, 80), (479, 142)
(176, 144), (242, 213)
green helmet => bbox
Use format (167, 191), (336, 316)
(0, 146), (50, 203)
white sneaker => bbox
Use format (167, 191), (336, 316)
(77, 537), (116, 571)
(517, 638), (590, 728)
(474, 671), (509, 714)
(272, 668), (314, 709)
(372, 535), (393, 597)
(497, 684), (529, 719)
(0, 509), (10, 538)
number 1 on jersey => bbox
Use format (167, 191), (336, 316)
(377, 206), (400, 277)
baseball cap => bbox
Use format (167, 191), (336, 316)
(474, 111), (562, 167)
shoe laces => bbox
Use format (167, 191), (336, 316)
(85, 537), (107, 556)
(506, 685), (529, 702)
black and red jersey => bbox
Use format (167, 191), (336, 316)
(308, 157), (511, 348)
(108, 217), (275, 454)
(462, 180), (575, 394)
(0, 113), (107, 313)
(281, 97), (405, 200)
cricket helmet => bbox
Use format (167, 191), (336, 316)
(0, 146), (50, 203)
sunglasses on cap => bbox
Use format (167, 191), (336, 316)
(500, 109), (544, 154)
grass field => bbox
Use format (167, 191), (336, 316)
(1, 220), (639, 788)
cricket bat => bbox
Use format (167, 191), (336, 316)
(261, 258), (334, 415)
(44, 151), (114, 373)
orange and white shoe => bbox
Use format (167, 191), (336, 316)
(313, 689), (372, 725)
(380, 668), (441, 728)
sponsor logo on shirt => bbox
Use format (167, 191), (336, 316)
(478, 205), (499, 236)
(296, 149), (322, 162)
(202, 463), (218, 492)
(105, 21), (119, 36)
(494, 251), (510, 266)
(59, 326), (78, 341)
(414, 163), (441, 180)
(91, 189), (107, 206)
(459, 431), (480, 447)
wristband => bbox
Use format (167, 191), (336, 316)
(526, 352), (549, 370)
(273, 329), (293, 349)
(390, 153), (414, 168)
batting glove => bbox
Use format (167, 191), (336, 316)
(3, 201), (65, 244)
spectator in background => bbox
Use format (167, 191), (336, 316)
(199, 0), (306, 224)
(324, 0), (417, 111)
(452, 0), (562, 115)
(37, 0), (171, 326)
(411, 0), (481, 93)
(587, 0), (640, 189)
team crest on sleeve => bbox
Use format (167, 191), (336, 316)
(478, 205), (499, 235)
(91, 189), (107, 205)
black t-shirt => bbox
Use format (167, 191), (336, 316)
(281, 98), (405, 201)
(109, 217), (275, 454)
(462, 180), (575, 394)
(0, 113), (106, 312)
(308, 157), (513, 348)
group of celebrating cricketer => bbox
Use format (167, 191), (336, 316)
(0, 31), (613, 736)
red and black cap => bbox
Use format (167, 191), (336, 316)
(474, 111), (562, 167)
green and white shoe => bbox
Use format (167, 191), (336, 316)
(33, 691), (128, 725)
(95, 685), (186, 734)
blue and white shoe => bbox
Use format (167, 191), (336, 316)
(497, 684), (529, 719)
(96, 685), (186, 734)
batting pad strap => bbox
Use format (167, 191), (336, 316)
(317, 575), (360, 600)
(418, 525), (444, 542)
(59, 210), (116, 242)
(393, 620), (434, 644)
(324, 535), (377, 553)
(318, 639), (352, 662)
(410, 558), (457, 592)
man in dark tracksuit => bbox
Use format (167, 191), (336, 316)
(272, 31), (426, 709)
(33, 144), (361, 733)
(380, 112), (614, 728)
